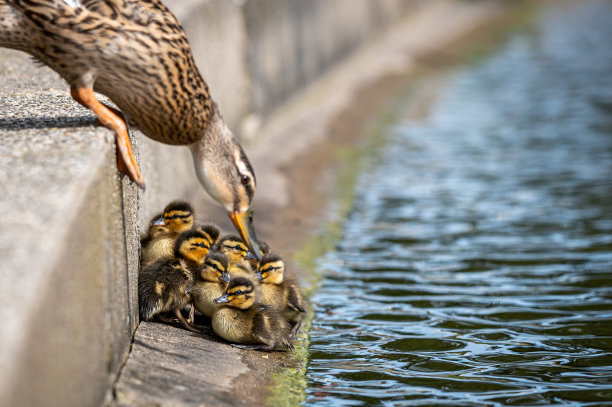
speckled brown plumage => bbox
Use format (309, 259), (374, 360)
(2, 0), (210, 145)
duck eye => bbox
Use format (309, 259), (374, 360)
(234, 290), (242, 295)
(172, 214), (180, 219)
(241, 175), (250, 185)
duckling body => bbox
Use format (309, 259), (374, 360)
(257, 254), (306, 337)
(0, 0), (263, 257)
(138, 258), (194, 328)
(141, 201), (195, 266)
(138, 228), (212, 332)
(212, 277), (293, 351)
(192, 251), (230, 318)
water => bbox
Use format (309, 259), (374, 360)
(305, 1), (612, 405)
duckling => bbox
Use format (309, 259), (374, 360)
(256, 254), (306, 337)
(212, 277), (293, 351)
(246, 240), (270, 270)
(194, 223), (222, 247)
(138, 229), (212, 333)
(215, 235), (257, 266)
(140, 200), (195, 266)
(191, 252), (231, 318)
(215, 234), (258, 278)
(140, 212), (169, 248)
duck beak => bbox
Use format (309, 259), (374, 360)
(214, 294), (229, 304)
(255, 272), (262, 280)
(245, 251), (257, 260)
(220, 272), (230, 284)
(229, 208), (262, 260)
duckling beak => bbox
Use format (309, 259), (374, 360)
(214, 294), (229, 304)
(255, 272), (262, 281)
(152, 217), (166, 226)
(244, 251), (257, 260)
(229, 209), (262, 260)
(220, 272), (230, 284)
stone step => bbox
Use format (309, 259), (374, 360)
(0, 49), (139, 407)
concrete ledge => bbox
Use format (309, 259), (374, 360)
(0, 50), (139, 406)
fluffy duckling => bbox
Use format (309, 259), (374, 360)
(256, 254), (306, 337)
(215, 234), (258, 279)
(138, 229), (212, 332)
(246, 240), (270, 270)
(141, 200), (195, 266)
(194, 223), (222, 247)
(140, 212), (169, 248)
(212, 277), (293, 351)
(215, 235), (257, 265)
(192, 252), (231, 318)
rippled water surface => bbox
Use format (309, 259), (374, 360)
(305, 1), (612, 405)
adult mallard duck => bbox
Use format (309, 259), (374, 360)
(0, 0), (262, 257)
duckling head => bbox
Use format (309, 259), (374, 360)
(214, 277), (256, 309)
(147, 212), (169, 238)
(195, 223), (221, 247)
(174, 229), (212, 263)
(188, 103), (261, 260)
(200, 251), (231, 284)
(246, 240), (270, 268)
(215, 235), (257, 266)
(162, 200), (195, 233)
(256, 253), (285, 285)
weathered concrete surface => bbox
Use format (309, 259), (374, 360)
(114, 321), (291, 407)
(241, 0), (420, 119)
(0, 50), (140, 407)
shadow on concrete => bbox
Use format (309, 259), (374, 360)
(0, 115), (97, 131)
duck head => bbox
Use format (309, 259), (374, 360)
(189, 103), (261, 260)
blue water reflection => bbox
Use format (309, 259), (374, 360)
(305, 1), (612, 405)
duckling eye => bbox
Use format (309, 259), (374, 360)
(234, 245), (243, 251)
(234, 290), (243, 295)
(241, 175), (250, 185)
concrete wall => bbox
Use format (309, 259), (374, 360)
(242, 0), (420, 119)
(0, 48), (141, 407)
